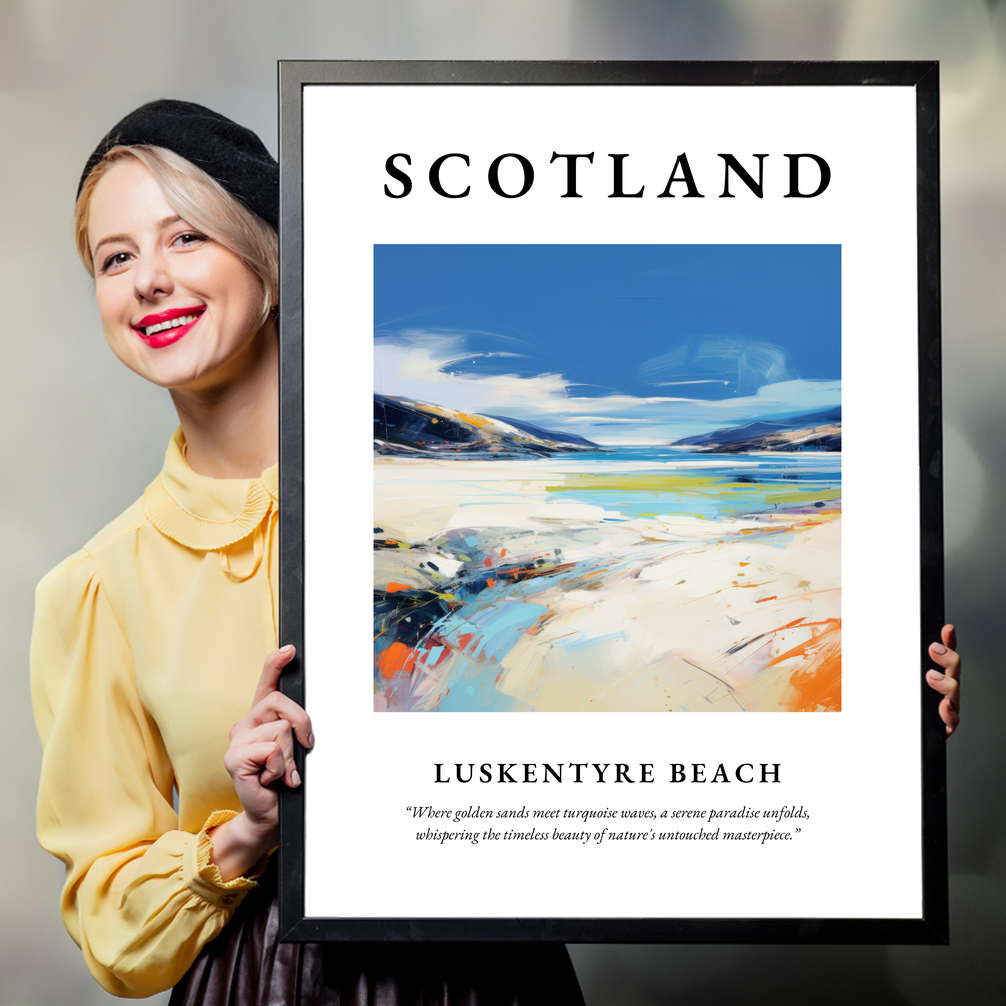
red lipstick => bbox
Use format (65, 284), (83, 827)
(132, 306), (205, 349)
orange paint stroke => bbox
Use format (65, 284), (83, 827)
(755, 595), (778, 604)
(486, 578), (496, 589)
(770, 620), (842, 712)
(386, 582), (411, 593)
(376, 641), (418, 679)
(483, 557), (493, 567)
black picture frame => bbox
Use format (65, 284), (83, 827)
(277, 60), (945, 944)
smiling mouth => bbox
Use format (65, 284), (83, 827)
(143, 313), (198, 337)
(135, 307), (206, 338)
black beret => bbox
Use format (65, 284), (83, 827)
(78, 99), (278, 228)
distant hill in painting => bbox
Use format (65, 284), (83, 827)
(672, 407), (842, 454)
(374, 394), (604, 458)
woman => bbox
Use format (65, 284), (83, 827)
(31, 100), (586, 1003)
(33, 98), (963, 1003)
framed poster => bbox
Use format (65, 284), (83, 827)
(277, 61), (946, 943)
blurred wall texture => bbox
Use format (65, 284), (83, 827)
(2, 2), (1004, 1003)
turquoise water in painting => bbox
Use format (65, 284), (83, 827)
(534, 447), (842, 522)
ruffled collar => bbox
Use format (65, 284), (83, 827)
(143, 428), (278, 551)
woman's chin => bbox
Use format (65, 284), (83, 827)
(123, 353), (219, 393)
(110, 322), (273, 395)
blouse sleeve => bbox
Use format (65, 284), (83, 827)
(31, 549), (262, 998)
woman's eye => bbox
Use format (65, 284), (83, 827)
(173, 231), (208, 248)
(101, 251), (132, 273)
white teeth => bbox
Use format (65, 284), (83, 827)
(142, 313), (199, 337)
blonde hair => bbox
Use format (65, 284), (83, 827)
(75, 145), (278, 322)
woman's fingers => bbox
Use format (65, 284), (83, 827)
(259, 742), (289, 787)
(927, 623), (961, 737)
(252, 691), (314, 748)
(224, 738), (287, 788)
(232, 689), (313, 750)
(924, 679), (960, 736)
(241, 644), (314, 749)
(230, 719), (302, 788)
(252, 644), (297, 707)
(929, 640), (960, 680)
(941, 699), (961, 736)
(941, 623), (958, 653)
(929, 634), (961, 686)
(223, 645), (311, 810)
(218, 647), (309, 846)
(926, 668), (959, 704)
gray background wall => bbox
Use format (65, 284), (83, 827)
(2, 2), (1003, 1003)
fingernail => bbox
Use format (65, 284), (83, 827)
(931, 643), (947, 654)
(280, 644), (295, 654)
(307, 732), (315, 748)
(927, 669), (944, 679)
(292, 768), (301, 787)
(946, 700), (956, 713)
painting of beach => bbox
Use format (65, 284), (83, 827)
(373, 245), (841, 712)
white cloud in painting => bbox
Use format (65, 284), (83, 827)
(639, 336), (796, 396)
(375, 333), (572, 409)
(374, 332), (689, 412)
(374, 331), (839, 445)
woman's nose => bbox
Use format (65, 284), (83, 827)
(133, 249), (173, 302)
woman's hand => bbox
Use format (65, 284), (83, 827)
(926, 624), (961, 738)
(209, 645), (314, 881)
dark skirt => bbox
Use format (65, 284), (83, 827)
(169, 869), (585, 1006)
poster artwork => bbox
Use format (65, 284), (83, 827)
(373, 243), (841, 714)
(287, 63), (943, 940)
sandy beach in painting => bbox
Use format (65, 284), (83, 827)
(371, 244), (843, 713)
(373, 453), (841, 713)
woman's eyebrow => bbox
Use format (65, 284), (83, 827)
(92, 232), (133, 256)
(92, 216), (185, 257)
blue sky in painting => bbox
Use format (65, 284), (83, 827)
(374, 245), (841, 444)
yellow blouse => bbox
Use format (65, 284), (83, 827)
(31, 428), (279, 998)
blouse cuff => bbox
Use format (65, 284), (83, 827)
(183, 810), (269, 909)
